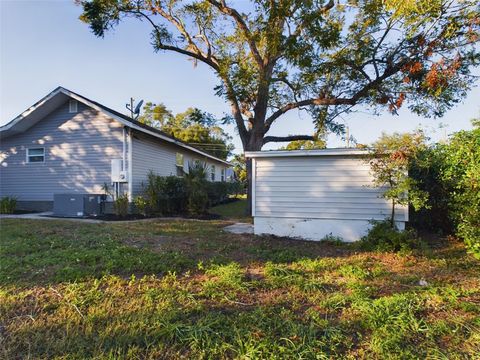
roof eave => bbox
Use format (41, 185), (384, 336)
(245, 149), (370, 158)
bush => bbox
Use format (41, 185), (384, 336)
(410, 121), (479, 258)
(143, 171), (187, 215)
(359, 220), (424, 253)
(185, 162), (209, 215)
(142, 169), (244, 216)
(133, 195), (148, 216)
(0, 196), (17, 214)
(113, 194), (129, 218)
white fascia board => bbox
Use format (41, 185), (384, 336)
(0, 87), (64, 132)
(245, 149), (370, 158)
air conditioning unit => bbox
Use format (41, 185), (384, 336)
(53, 194), (103, 217)
(111, 159), (128, 182)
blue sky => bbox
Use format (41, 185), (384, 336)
(1, 0), (479, 154)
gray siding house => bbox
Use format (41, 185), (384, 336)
(0, 87), (231, 211)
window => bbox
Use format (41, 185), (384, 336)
(221, 168), (225, 182)
(210, 165), (216, 181)
(69, 99), (78, 113)
(27, 148), (45, 163)
(176, 153), (184, 176)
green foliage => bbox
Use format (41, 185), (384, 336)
(113, 194), (129, 217)
(80, 0), (479, 153)
(137, 101), (172, 128)
(368, 130), (430, 226)
(359, 220), (424, 253)
(282, 139), (326, 150)
(440, 120), (480, 258)
(139, 103), (234, 159)
(142, 170), (242, 216)
(412, 120), (480, 258)
(231, 154), (247, 184)
(133, 195), (148, 216)
(0, 196), (17, 214)
(184, 162), (209, 215)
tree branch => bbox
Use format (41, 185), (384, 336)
(263, 135), (314, 144)
(264, 97), (355, 132)
(264, 56), (409, 133)
(126, 8), (220, 70)
(206, 0), (264, 68)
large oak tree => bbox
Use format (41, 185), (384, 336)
(79, 0), (479, 205)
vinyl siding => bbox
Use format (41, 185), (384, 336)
(131, 132), (228, 196)
(254, 156), (407, 221)
(0, 102), (124, 201)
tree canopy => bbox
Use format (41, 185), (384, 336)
(367, 130), (430, 226)
(138, 103), (234, 160)
(80, 0), (479, 153)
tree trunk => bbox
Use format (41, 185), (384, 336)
(391, 199), (396, 228)
(244, 131), (264, 216)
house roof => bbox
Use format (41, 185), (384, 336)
(0, 86), (231, 166)
(245, 148), (369, 158)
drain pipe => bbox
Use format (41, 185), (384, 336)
(122, 126), (127, 172)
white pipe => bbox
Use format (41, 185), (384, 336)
(122, 127), (127, 171)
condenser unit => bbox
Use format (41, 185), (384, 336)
(53, 194), (103, 217)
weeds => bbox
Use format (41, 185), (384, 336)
(0, 218), (479, 358)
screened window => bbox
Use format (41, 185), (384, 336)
(221, 168), (225, 182)
(176, 153), (184, 176)
(27, 148), (45, 163)
(210, 165), (216, 181)
(69, 99), (78, 113)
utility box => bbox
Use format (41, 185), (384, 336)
(53, 194), (103, 217)
(111, 159), (127, 182)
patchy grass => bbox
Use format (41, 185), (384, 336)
(209, 196), (251, 222)
(1, 218), (479, 359)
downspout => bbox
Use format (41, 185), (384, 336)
(127, 128), (133, 202)
(122, 126), (127, 172)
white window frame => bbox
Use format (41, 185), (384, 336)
(26, 147), (45, 163)
(221, 168), (225, 182)
(210, 164), (216, 181)
(69, 99), (78, 113)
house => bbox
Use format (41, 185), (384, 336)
(245, 149), (407, 242)
(0, 87), (231, 211)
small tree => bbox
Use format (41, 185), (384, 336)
(368, 131), (429, 227)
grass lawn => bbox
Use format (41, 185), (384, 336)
(210, 195), (250, 223)
(1, 218), (479, 359)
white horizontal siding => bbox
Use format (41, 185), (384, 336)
(131, 132), (228, 196)
(0, 102), (124, 201)
(254, 156), (407, 221)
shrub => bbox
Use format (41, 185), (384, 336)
(410, 120), (479, 258)
(142, 169), (243, 216)
(113, 194), (129, 217)
(185, 162), (209, 215)
(0, 196), (17, 214)
(143, 171), (187, 215)
(133, 195), (148, 216)
(359, 220), (424, 253)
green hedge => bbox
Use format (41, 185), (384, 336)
(136, 171), (243, 216)
(410, 121), (480, 259)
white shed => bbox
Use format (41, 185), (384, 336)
(245, 149), (408, 242)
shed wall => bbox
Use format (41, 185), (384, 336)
(253, 155), (407, 241)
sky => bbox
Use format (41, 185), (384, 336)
(1, 0), (479, 155)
